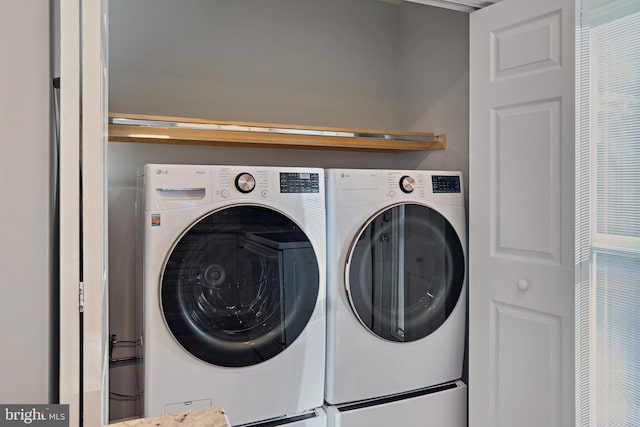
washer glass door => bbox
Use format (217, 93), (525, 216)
(160, 205), (319, 367)
(346, 203), (465, 342)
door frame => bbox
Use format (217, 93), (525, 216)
(59, 0), (108, 425)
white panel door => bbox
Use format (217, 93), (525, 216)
(59, 0), (109, 425)
(469, 0), (575, 426)
(82, 0), (109, 425)
(59, 0), (82, 425)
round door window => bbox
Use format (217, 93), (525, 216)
(346, 203), (465, 342)
(160, 205), (319, 367)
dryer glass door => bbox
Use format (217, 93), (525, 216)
(160, 205), (319, 367)
(346, 203), (465, 342)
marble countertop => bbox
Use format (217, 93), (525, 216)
(110, 407), (229, 427)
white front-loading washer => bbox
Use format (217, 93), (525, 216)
(325, 169), (467, 405)
(138, 164), (326, 425)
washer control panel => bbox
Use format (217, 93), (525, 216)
(432, 175), (461, 193)
(214, 167), (323, 201)
(280, 172), (320, 193)
(399, 175), (416, 193)
(235, 172), (256, 193)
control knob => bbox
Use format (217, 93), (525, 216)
(235, 173), (256, 193)
(400, 175), (416, 193)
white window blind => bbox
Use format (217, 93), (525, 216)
(577, 1), (640, 425)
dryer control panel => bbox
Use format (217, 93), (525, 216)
(280, 172), (320, 193)
(432, 175), (461, 193)
(399, 175), (416, 193)
(386, 172), (427, 199)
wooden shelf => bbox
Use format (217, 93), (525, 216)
(108, 113), (446, 152)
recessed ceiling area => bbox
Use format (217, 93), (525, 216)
(377, 0), (501, 13)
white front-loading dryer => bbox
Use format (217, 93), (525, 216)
(325, 169), (467, 405)
(138, 164), (326, 425)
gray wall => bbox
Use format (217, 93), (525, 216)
(108, 0), (468, 420)
(0, 0), (52, 403)
(398, 2), (470, 197)
(109, 0), (401, 129)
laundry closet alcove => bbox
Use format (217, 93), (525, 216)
(62, 0), (471, 425)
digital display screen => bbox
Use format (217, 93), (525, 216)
(432, 175), (461, 193)
(280, 172), (320, 193)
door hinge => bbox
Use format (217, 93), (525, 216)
(79, 281), (85, 312)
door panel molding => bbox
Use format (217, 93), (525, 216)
(490, 98), (563, 264)
(490, 301), (562, 427)
(491, 9), (563, 81)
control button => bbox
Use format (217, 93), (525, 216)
(261, 190), (269, 198)
(235, 173), (256, 193)
(220, 189), (229, 198)
(517, 279), (530, 291)
(389, 190), (396, 198)
(400, 175), (416, 193)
